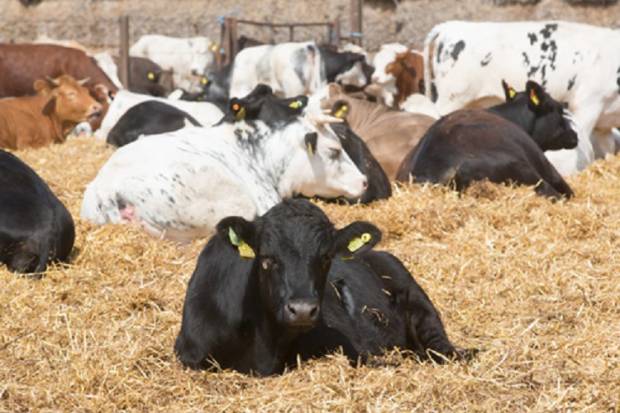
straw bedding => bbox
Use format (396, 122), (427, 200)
(1, 136), (619, 412)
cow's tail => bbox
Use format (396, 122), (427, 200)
(306, 43), (324, 94)
(424, 27), (441, 103)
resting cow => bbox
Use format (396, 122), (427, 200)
(0, 75), (102, 149)
(81, 103), (367, 241)
(175, 199), (473, 375)
(130, 35), (215, 93)
(396, 81), (577, 199)
(106, 100), (201, 147)
(321, 84), (436, 179)
(0, 43), (117, 130)
(424, 20), (620, 174)
(95, 90), (223, 140)
(220, 84), (390, 204)
(0, 150), (74, 274)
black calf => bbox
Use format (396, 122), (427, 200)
(396, 80), (577, 199)
(175, 199), (470, 376)
(0, 150), (75, 275)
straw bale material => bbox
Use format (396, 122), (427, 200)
(1, 136), (619, 411)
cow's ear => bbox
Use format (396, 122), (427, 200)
(42, 95), (56, 116)
(526, 80), (547, 112)
(330, 100), (349, 119)
(304, 132), (318, 157)
(33, 79), (51, 96)
(501, 79), (517, 101)
(216, 216), (257, 259)
(230, 100), (246, 121)
(288, 95), (307, 111)
(331, 221), (382, 257)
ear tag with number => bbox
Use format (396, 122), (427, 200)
(530, 89), (540, 106)
(347, 232), (372, 253)
(289, 100), (303, 109)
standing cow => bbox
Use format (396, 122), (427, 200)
(130, 35), (215, 93)
(424, 21), (620, 175)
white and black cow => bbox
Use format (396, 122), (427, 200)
(424, 20), (620, 175)
(106, 100), (201, 147)
(95, 90), (223, 140)
(229, 41), (372, 98)
(81, 106), (367, 241)
(0, 150), (75, 275)
(174, 199), (474, 375)
(130, 35), (216, 93)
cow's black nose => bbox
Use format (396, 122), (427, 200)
(285, 299), (319, 327)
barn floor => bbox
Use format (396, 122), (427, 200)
(1, 136), (619, 412)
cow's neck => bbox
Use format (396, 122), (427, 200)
(45, 111), (73, 143)
(488, 101), (536, 137)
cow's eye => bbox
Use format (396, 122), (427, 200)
(261, 257), (275, 271)
(329, 148), (341, 160)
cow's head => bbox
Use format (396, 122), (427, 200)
(502, 80), (578, 151)
(34, 75), (103, 128)
(188, 38), (215, 78)
(334, 52), (374, 88)
(216, 199), (381, 330)
(223, 84), (308, 125)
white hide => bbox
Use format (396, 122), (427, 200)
(229, 42), (324, 98)
(130, 35), (215, 93)
(424, 20), (620, 175)
(81, 119), (367, 242)
(369, 43), (408, 107)
(95, 90), (223, 140)
(400, 94), (440, 119)
(93, 52), (124, 89)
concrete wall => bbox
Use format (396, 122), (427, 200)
(1, 0), (619, 51)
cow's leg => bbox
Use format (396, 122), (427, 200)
(570, 102), (602, 163)
(510, 164), (567, 199)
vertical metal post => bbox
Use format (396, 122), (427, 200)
(350, 0), (363, 46)
(119, 15), (130, 88)
(289, 25), (294, 42)
(333, 18), (341, 47)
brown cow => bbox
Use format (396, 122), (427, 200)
(0, 75), (102, 149)
(0, 43), (118, 129)
(322, 84), (435, 179)
(367, 46), (425, 108)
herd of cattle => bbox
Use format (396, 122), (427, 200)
(1, 19), (617, 376)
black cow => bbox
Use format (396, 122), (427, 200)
(396, 80), (577, 199)
(112, 56), (174, 97)
(174, 199), (472, 376)
(0, 150), (75, 275)
(106, 100), (201, 147)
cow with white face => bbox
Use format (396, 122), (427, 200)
(424, 20), (620, 175)
(81, 107), (367, 242)
(130, 35), (215, 93)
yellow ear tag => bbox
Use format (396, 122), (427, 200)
(334, 104), (349, 119)
(210, 43), (219, 52)
(530, 89), (540, 106)
(347, 232), (372, 253)
(508, 88), (516, 99)
(289, 100), (302, 109)
(147, 72), (156, 81)
(235, 106), (246, 121)
(201, 76), (208, 85)
(228, 227), (255, 259)
(306, 142), (314, 156)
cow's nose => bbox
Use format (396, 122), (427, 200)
(285, 299), (319, 327)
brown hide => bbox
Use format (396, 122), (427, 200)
(0, 75), (101, 149)
(385, 50), (425, 107)
(0, 43), (118, 130)
(323, 84), (436, 179)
